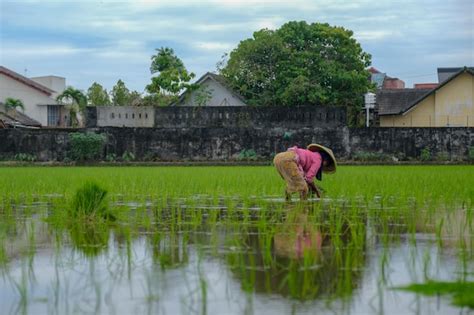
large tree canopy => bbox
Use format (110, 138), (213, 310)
(221, 21), (372, 108)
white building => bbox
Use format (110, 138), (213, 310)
(0, 66), (68, 127)
(173, 72), (247, 106)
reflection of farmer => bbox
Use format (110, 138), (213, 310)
(274, 212), (323, 259)
(273, 144), (337, 200)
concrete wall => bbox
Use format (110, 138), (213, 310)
(1, 127), (472, 162)
(176, 77), (246, 106)
(0, 73), (56, 126)
(96, 106), (155, 127)
(86, 106), (347, 129)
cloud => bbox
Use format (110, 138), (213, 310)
(1, 0), (471, 92)
(193, 41), (235, 51)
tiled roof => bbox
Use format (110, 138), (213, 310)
(438, 67), (474, 83)
(0, 66), (55, 95)
(376, 89), (431, 115)
(0, 105), (41, 128)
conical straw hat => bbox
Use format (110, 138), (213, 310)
(307, 143), (337, 173)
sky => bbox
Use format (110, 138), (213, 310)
(1, 0), (473, 93)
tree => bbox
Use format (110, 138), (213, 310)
(4, 97), (25, 111)
(146, 47), (195, 98)
(128, 91), (142, 106)
(110, 79), (130, 106)
(221, 21), (372, 111)
(87, 82), (110, 106)
(57, 87), (87, 127)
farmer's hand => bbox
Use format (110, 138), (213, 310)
(307, 182), (321, 198)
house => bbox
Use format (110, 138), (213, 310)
(378, 67), (474, 127)
(0, 103), (41, 128)
(368, 67), (405, 89)
(0, 66), (69, 127)
(172, 72), (247, 106)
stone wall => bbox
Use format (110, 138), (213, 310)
(1, 127), (473, 161)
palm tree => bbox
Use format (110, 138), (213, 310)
(4, 97), (25, 112)
(57, 87), (87, 127)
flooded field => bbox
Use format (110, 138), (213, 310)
(0, 166), (473, 315)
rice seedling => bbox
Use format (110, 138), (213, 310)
(70, 181), (114, 221)
(0, 165), (472, 314)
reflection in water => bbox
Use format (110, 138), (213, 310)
(0, 197), (472, 314)
(225, 204), (366, 303)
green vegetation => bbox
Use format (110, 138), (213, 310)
(221, 21), (371, 123)
(0, 166), (472, 313)
(68, 132), (105, 161)
(70, 181), (111, 220)
(4, 97), (25, 111)
(420, 147), (431, 161)
(56, 86), (87, 126)
(395, 281), (474, 308)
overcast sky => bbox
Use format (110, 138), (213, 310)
(1, 0), (472, 92)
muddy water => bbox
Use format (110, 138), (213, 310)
(0, 197), (472, 315)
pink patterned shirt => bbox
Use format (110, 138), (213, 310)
(288, 146), (322, 183)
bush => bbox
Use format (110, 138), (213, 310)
(237, 149), (258, 161)
(105, 153), (117, 162)
(469, 147), (474, 161)
(121, 151), (135, 162)
(69, 132), (105, 161)
(420, 148), (431, 161)
(14, 153), (36, 162)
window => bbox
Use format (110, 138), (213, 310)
(139, 113), (142, 119)
(132, 113), (135, 119)
(111, 113), (115, 119)
(125, 113), (128, 119)
(47, 105), (60, 126)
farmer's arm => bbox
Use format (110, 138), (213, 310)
(307, 181), (321, 198)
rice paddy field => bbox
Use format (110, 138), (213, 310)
(0, 165), (473, 315)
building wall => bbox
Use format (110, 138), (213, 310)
(380, 94), (435, 127)
(434, 72), (473, 127)
(177, 77), (246, 106)
(30, 76), (66, 99)
(379, 73), (473, 127)
(0, 73), (56, 126)
(96, 106), (155, 127)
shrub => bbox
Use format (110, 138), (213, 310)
(420, 148), (431, 161)
(69, 132), (105, 161)
(13, 153), (36, 162)
(122, 151), (135, 162)
(237, 149), (258, 161)
(469, 147), (474, 161)
(105, 153), (117, 162)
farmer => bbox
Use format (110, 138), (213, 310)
(273, 143), (337, 200)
